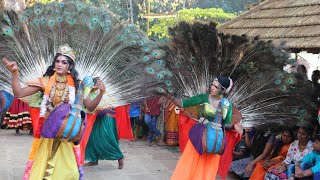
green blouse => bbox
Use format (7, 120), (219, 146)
(182, 94), (232, 125)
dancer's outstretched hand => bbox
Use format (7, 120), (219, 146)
(1, 57), (19, 74)
(94, 79), (106, 94)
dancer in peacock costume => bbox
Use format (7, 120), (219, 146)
(0, 1), (173, 179)
(163, 22), (317, 180)
(2, 44), (104, 179)
(2, 45), (105, 179)
(84, 107), (125, 168)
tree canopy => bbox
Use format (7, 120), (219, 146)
(149, 8), (235, 39)
(29, 0), (259, 39)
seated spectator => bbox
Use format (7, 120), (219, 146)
(230, 128), (275, 178)
(290, 134), (320, 180)
(265, 124), (314, 180)
(233, 133), (250, 160)
(249, 128), (295, 180)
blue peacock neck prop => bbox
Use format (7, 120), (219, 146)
(41, 76), (94, 142)
(0, 90), (14, 113)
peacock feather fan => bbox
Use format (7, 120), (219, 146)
(164, 21), (317, 129)
(0, 1), (171, 109)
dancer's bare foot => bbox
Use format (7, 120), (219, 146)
(118, 158), (124, 169)
(83, 162), (98, 166)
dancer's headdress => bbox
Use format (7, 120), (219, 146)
(56, 44), (76, 61)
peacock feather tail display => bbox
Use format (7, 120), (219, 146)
(0, 0), (172, 109)
(164, 22), (317, 129)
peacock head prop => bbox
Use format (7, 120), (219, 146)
(82, 76), (95, 99)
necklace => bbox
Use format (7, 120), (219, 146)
(39, 72), (75, 117)
(56, 75), (67, 83)
(47, 75), (69, 111)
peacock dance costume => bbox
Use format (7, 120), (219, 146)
(0, 1), (174, 179)
(163, 22), (317, 180)
(171, 77), (233, 180)
(18, 44), (96, 179)
(0, 1), (317, 179)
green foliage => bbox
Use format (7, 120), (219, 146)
(193, 0), (260, 12)
(29, 0), (239, 39)
(149, 8), (235, 39)
(144, 0), (197, 12)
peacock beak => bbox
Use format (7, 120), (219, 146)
(83, 86), (91, 100)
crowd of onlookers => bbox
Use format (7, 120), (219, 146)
(226, 68), (320, 179)
(229, 124), (320, 180)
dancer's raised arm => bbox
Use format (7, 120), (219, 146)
(1, 57), (41, 97)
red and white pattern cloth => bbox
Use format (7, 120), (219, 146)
(3, 97), (32, 129)
(282, 140), (313, 165)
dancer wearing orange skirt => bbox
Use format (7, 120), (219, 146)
(170, 77), (234, 180)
